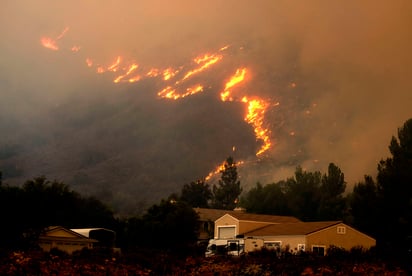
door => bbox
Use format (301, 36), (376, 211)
(218, 226), (236, 239)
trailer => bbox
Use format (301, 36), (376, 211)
(205, 237), (264, 257)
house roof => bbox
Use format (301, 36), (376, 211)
(244, 221), (341, 236)
(70, 228), (116, 238)
(194, 208), (243, 221)
(194, 208), (301, 223)
(226, 212), (302, 224)
(39, 226), (98, 242)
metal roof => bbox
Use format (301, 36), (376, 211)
(70, 228), (115, 238)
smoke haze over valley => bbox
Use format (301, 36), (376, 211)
(1, 1), (412, 214)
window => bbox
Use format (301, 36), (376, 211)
(264, 241), (282, 251)
(312, 245), (326, 256)
(337, 226), (346, 234)
(203, 222), (210, 232)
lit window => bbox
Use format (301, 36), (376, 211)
(337, 226), (346, 234)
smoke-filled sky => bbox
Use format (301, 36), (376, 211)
(1, 1), (412, 211)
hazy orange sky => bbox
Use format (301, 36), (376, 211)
(1, 0), (412, 190)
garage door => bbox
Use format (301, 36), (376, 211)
(218, 226), (236, 239)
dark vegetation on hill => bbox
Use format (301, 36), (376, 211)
(0, 88), (257, 215)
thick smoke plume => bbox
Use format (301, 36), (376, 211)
(1, 1), (411, 213)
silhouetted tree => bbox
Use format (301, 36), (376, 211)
(115, 216), (145, 249)
(240, 181), (289, 215)
(376, 118), (412, 248)
(348, 175), (379, 237)
(286, 166), (322, 221)
(142, 197), (199, 249)
(241, 164), (347, 220)
(0, 175), (116, 249)
(180, 179), (212, 208)
(318, 163), (347, 220)
(212, 157), (242, 210)
(0, 180), (23, 248)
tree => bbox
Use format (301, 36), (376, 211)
(212, 157), (242, 210)
(376, 118), (412, 246)
(240, 182), (289, 215)
(285, 166), (322, 221)
(0, 175), (116, 249)
(142, 197), (199, 249)
(318, 163), (347, 220)
(180, 179), (212, 208)
(348, 175), (379, 237)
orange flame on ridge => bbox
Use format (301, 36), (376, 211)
(220, 68), (272, 156)
(205, 160), (244, 181)
(181, 53), (222, 81)
(40, 27), (278, 180)
(220, 68), (247, 102)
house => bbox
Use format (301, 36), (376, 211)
(194, 208), (301, 241)
(71, 228), (116, 248)
(213, 212), (301, 239)
(194, 208), (242, 241)
(38, 226), (98, 254)
(38, 226), (117, 254)
(243, 221), (376, 255)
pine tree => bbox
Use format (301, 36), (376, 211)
(212, 157), (242, 210)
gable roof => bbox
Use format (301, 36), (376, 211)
(42, 226), (90, 239)
(223, 212), (302, 224)
(39, 226), (98, 243)
(70, 228), (116, 238)
(194, 208), (301, 223)
(194, 208), (244, 221)
(244, 221), (341, 236)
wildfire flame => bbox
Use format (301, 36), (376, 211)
(40, 28), (277, 181)
(243, 97), (271, 155)
(158, 84), (203, 100)
(40, 27), (70, 51)
(182, 53), (222, 81)
(220, 68), (247, 101)
(220, 68), (271, 156)
(205, 160), (244, 181)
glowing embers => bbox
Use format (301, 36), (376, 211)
(40, 27), (69, 51)
(40, 37), (59, 51)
